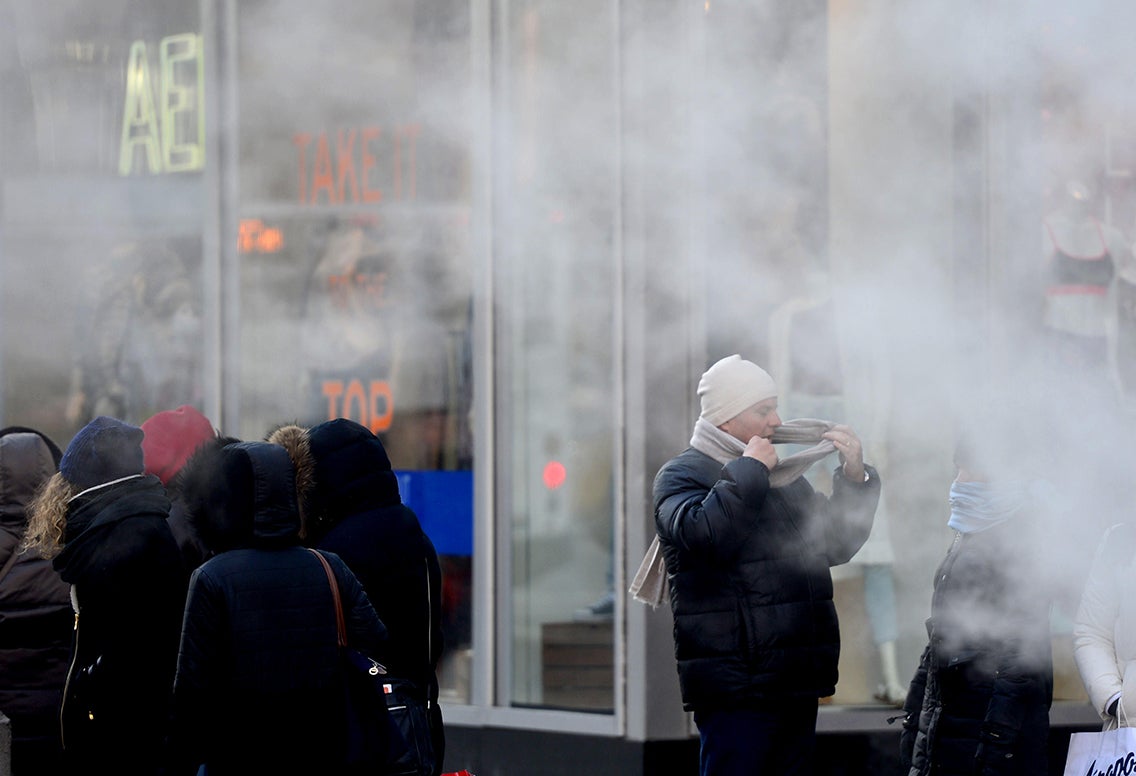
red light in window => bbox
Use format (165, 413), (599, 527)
(542, 460), (566, 490)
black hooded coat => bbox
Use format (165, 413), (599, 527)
(169, 441), (388, 776)
(0, 428), (71, 776)
(305, 418), (446, 774)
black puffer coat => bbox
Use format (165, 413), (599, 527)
(53, 473), (187, 776)
(169, 441), (388, 776)
(653, 448), (880, 710)
(304, 418), (446, 773)
(0, 428), (71, 776)
(899, 519), (1053, 776)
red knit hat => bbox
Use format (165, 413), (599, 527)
(141, 405), (217, 485)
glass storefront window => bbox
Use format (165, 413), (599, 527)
(235, 0), (475, 703)
(0, 1), (205, 441)
(497, 0), (618, 712)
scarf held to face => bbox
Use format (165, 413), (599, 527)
(688, 416), (838, 487)
(631, 417), (841, 607)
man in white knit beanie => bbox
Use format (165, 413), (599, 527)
(697, 354), (779, 426)
(653, 354), (881, 776)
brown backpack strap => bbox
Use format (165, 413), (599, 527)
(309, 548), (347, 648)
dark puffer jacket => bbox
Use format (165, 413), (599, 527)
(899, 519), (1053, 776)
(169, 441), (388, 776)
(653, 448), (880, 710)
(0, 428), (71, 776)
(303, 418), (446, 774)
(53, 473), (187, 776)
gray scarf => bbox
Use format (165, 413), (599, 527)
(631, 417), (839, 607)
(689, 416), (837, 487)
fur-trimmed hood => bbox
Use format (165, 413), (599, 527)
(264, 423), (315, 537)
(177, 439), (301, 553)
(274, 419), (402, 544)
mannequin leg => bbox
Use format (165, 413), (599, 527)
(863, 564), (905, 705)
(877, 640), (905, 706)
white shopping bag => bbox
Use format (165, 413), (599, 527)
(628, 535), (668, 607)
(1063, 727), (1136, 776)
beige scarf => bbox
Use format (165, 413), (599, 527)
(629, 418), (838, 607)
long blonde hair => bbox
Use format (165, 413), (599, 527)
(22, 472), (75, 559)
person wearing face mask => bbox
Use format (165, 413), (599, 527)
(652, 354), (881, 776)
(899, 413), (1055, 776)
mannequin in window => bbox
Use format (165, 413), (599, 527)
(1040, 180), (1131, 403)
(768, 266), (905, 705)
(1042, 181), (1136, 700)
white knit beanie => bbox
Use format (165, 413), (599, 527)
(697, 354), (778, 426)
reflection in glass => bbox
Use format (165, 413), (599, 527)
(500, 0), (617, 712)
(234, 0), (474, 703)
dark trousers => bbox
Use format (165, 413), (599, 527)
(693, 697), (819, 776)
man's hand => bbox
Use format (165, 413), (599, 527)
(823, 424), (866, 482)
(743, 435), (779, 471)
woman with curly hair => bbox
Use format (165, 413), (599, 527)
(24, 416), (187, 776)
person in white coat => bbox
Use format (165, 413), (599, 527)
(1073, 522), (1136, 725)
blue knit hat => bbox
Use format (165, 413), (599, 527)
(60, 416), (145, 492)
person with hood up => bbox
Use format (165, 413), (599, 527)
(653, 354), (881, 775)
(167, 440), (390, 776)
(0, 426), (72, 776)
(140, 404), (234, 570)
(22, 415), (187, 776)
(270, 419), (446, 775)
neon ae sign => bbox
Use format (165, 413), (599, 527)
(118, 33), (205, 176)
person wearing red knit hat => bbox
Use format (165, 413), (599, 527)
(141, 406), (235, 571)
(141, 405), (217, 486)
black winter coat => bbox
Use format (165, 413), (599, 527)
(306, 418), (446, 774)
(53, 474), (187, 776)
(169, 441), (388, 776)
(0, 429), (71, 776)
(899, 520), (1053, 776)
(653, 448), (880, 710)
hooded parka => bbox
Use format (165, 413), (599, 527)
(169, 441), (389, 776)
(0, 428), (71, 776)
(300, 418), (446, 774)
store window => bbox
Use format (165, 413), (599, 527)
(235, 0), (475, 702)
(0, 1), (205, 441)
(496, 1), (619, 712)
